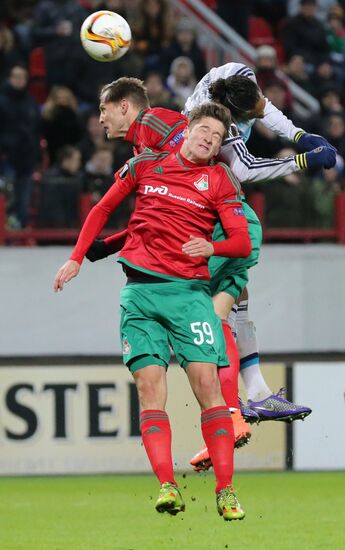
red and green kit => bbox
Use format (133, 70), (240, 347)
(70, 150), (250, 280)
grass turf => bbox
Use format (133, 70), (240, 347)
(0, 471), (344, 550)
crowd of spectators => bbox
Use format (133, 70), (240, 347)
(0, 0), (344, 237)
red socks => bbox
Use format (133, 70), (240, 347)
(218, 320), (240, 409)
(140, 409), (176, 485)
(201, 406), (235, 492)
(141, 407), (234, 493)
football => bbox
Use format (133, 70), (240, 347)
(80, 10), (131, 62)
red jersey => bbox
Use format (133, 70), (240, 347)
(103, 106), (247, 258)
(125, 107), (187, 155)
(70, 151), (251, 281)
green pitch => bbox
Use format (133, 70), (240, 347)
(1, 471), (344, 550)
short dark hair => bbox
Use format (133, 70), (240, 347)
(209, 75), (260, 117)
(188, 101), (231, 141)
(100, 77), (150, 109)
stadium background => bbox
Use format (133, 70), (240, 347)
(0, 1), (344, 549)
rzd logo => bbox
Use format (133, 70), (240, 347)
(144, 185), (168, 195)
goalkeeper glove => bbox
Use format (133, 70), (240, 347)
(86, 239), (109, 262)
(295, 146), (336, 170)
(294, 130), (337, 153)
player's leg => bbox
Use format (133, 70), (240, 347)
(121, 282), (184, 515)
(186, 361), (244, 520)
(189, 209), (261, 472)
(236, 287), (271, 402)
(213, 289), (254, 441)
(132, 363), (174, 481)
(210, 202), (262, 421)
(170, 287), (244, 521)
(189, 290), (251, 472)
(235, 288), (312, 422)
(133, 363), (185, 515)
(189, 296), (251, 471)
(214, 202), (308, 420)
(213, 291), (241, 411)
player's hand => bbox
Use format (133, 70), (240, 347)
(54, 260), (80, 292)
(294, 131), (337, 153)
(86, 239), (108, 262)
(295, 146), (336, 170)
(182, 235), (214, 258)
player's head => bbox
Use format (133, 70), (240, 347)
(209, 75), (265, 121)
(181, 102), (231, 163)
(99, 77), (150, 139)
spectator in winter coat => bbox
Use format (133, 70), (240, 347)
(0, 64), (41, 228)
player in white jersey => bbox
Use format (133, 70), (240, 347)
(184, 62), (333, 182)
(186, 62), (337, 471)
(185, 64), (335, 460)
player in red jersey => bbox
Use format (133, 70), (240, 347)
(98, 78), (187, 155)
(95, 77), (252, 447)
(54, 102), (250, 521)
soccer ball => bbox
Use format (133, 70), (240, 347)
(80, 11), (131, 62)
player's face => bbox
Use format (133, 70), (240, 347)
(99, 99), (127, 138)
(183, 117), (225, 163)
(238, 94), (266, 121)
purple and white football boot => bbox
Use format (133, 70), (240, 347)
(239, 398), (260, 424)
(247, 388), (312, 422)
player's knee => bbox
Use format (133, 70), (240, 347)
(135, 375), (164, 409)
(194, 370), (220, 405)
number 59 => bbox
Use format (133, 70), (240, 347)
(190, 321), (215, 345)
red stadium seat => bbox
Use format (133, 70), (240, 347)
(248, 16), (274, 47)
(28, 48), (48, 104)
(249, 16), (287, 64)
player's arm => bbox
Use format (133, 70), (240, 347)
(53, 162), (135, 291)
(220, 136), (297, 182)
(213, 206), (251, 258)
(219, 137), (336, 183)
(260, 98), (336, 151)
(213, 164), (251, 257)
(260, 97), (302, 141)
(182, 203), (251, 259)
(182, 214), (251, 258)
(86, 229), (128, 262)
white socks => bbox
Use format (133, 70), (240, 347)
(240, 364), (272, 402)
(232, 299), (272, 402)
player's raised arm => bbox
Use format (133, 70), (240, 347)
(219, 136), (336, 183)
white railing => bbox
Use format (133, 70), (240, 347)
(171, 0), (320, 118)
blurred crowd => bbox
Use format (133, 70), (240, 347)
(0, 0), (345, 235)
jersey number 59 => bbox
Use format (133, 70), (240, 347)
(190, 321), (214, 345)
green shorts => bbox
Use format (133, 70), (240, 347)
(209, 201), (262, 300)
(120, 280), (228, 373)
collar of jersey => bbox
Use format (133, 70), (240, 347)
(125, 109), (147, 144)
(175, 151), (209, 169)
(125, 118), (137, 144)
